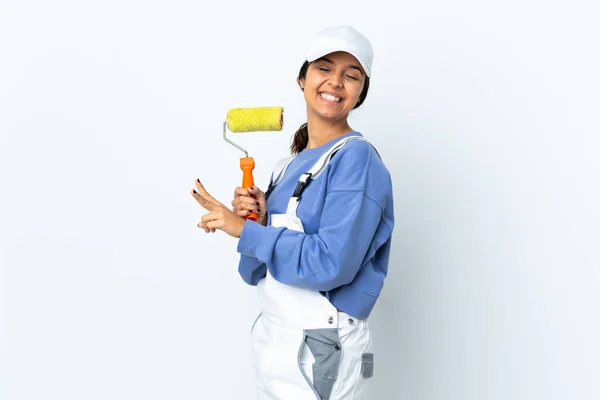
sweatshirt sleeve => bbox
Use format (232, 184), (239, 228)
(237, 254), (266, 286)
(236, 141), (386, 292)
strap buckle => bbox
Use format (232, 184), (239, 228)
(292, 172), (312, 198)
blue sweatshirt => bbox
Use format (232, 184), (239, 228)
(236, 131), (394, 319)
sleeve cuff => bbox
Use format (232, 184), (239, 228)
(237, 219), (268, 258)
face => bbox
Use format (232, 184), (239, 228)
(299, 51), (366, 123)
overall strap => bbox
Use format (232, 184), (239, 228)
(265, 155), (295, 201)
(286, 136), (370, 216)
(272, 155), (296, 186)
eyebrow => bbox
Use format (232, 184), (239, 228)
(318, 57), (363, 73)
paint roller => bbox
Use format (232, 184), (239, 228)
(223, 106), (284, 221)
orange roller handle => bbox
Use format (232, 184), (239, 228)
(240, 157), (257, 221)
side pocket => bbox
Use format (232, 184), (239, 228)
(250, 312), (262, 336)
(361, 353), (374, 379)
(297, 332), (322, 400)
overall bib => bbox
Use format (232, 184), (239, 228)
(250, 136), (375, 400)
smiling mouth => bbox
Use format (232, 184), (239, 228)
(319, 92), (342, 103)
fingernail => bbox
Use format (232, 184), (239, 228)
(197, 179), (201, 183)
(193, 189), (197, 194)
(257, 208), (260, 212)
(256, 201), (259, 205)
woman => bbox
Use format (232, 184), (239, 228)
(191, 25), (394, 400)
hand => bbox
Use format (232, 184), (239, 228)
(231, 186), (267, 226)
(190, 179), (246, 238)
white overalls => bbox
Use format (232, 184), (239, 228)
(250, 136), (376, 400)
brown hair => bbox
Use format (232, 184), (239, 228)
(290, 60), (371, 154)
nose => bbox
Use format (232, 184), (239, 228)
(328, 72), (343, 88)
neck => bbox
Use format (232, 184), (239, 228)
(305, 113), (353, 150)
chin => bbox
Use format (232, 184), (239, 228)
(310, 111), (340, 122)
(311, 105), (349, 121)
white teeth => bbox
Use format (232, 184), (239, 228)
(320, 93), (341, 102)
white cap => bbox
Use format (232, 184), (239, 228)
(305, 25), (374, 77)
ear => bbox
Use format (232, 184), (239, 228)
(297, 76), (305, 90)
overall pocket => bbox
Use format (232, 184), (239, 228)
(300, 328), (343, 400)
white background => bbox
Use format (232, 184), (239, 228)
(1, 0), (599, 399)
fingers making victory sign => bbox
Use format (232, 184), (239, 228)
(190, 179), (246, 238)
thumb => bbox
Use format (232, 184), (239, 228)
(248, 186), (263, 196)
